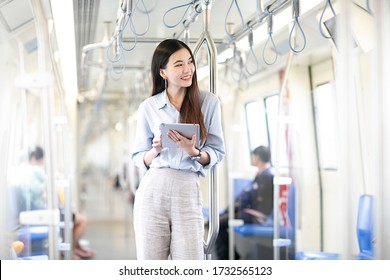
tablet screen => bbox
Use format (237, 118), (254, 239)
(159, 123), (200, 148)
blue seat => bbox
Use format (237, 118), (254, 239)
(17, 225), (49, 257)
(203, 177), (252, 218)
(356, 194), (374, 260)
(232, 178), (253, 199)
(234, 184), (295, 236)
(234, 184), (295, 259)
(295, 194), (374, 260)
(295, 251), (339, 260)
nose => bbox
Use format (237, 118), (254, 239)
(183, 63), (191, 73)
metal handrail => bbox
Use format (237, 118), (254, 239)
(273, 43), (294, 260)
(191, 0), (219, 260)
(30, 0), (59, 260)
(30, 0), (76, 260)
(226, 0), (290, 45)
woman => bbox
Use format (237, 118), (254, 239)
(131, 39), (225, 260)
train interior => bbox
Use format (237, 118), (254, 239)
(0, 0), (389, 260)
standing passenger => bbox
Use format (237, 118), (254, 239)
(131, 39), (225, 260)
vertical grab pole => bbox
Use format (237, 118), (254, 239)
(273, 47), (294, 260)
(192, 0), (219, 260)
(30, 0), (59, 260)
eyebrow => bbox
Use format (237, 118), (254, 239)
(172, 56), (192, 65)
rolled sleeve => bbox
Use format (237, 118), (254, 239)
(131, 102), (153, 171)
(132, 151), (148, 172)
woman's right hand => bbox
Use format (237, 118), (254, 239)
(152, 134), (162, 154)
(143, 134), (162, 167)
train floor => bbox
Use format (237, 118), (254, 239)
(80, 181), (136, 260)
(78, 180), (219, 260)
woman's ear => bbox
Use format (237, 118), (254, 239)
(160, 69), (166, 80)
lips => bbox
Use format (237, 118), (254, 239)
(181, 75), (192, 80)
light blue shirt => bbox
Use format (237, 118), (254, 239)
(131, 90), (225, 177)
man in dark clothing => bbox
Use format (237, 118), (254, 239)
(215, 146), (274, 260)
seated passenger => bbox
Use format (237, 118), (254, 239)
(13, 145), (94, 260)
(215, 146), (274, 260)
(12, 146), (47, 213)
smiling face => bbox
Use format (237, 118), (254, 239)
(159, 47), (195, 92)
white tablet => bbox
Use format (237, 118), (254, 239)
(159, 123), (200, 148)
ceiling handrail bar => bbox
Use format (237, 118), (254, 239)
(225, 0), (290, 46)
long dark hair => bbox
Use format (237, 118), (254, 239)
(150, 39), (207, 141)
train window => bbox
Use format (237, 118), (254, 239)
(244, 100), (268, 153)
(264, 94), (289, 167)
(312, 83), (338, 170)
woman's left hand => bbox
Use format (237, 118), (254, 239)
(167, 129), (196, 154)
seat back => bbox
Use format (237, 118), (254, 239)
(234, 184), (295, 238)
(357, 194), (374, 256)
(203, 177), (252, 217)
(233, 178), (253, 200)
(233, 183), (295, 260)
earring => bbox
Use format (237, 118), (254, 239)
(164, 79), (167, 89)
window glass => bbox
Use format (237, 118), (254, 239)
(313, 83), (338, 169)
(244, 101), (268, 153)
(264, 94), (289, 167)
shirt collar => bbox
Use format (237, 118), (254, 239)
(156, 90), (169, 110)
(156, 90), (179, 111)
(257, 163), (270, 176)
